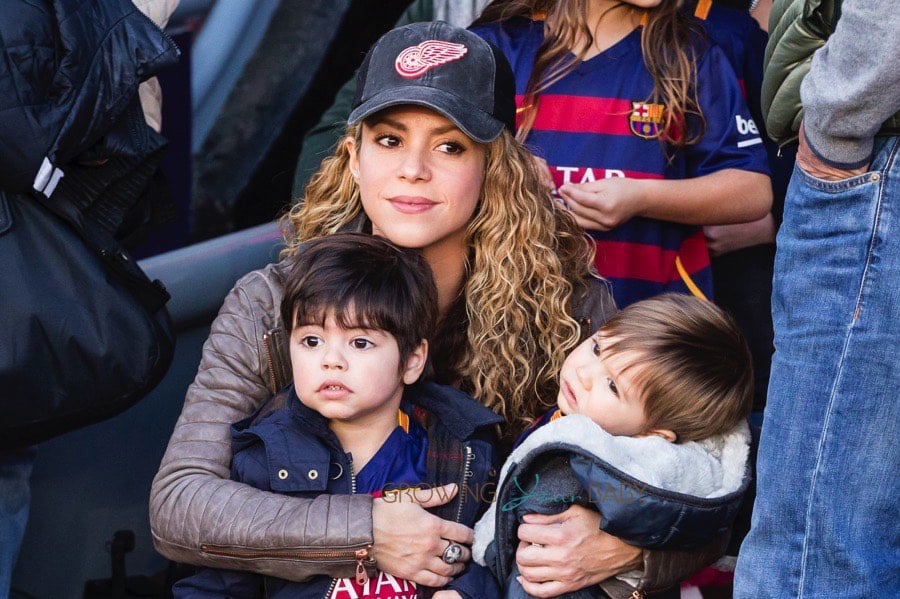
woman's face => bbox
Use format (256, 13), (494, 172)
(347, 105), (486, 255)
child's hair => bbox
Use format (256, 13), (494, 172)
(281, 123), (594, 432)
(474, 0), (706, 147)
(280, 233), (438, 366)
(599, 293), (753, 442)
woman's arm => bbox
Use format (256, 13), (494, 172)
(149, 268), (374, 580)
(514, 505), (726, 598)
(559, 168), (772, 232)
(149, 266), (469, 584)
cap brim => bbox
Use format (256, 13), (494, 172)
(348, 86), (505, 144)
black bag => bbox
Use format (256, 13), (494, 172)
(0, 190), (175, 449)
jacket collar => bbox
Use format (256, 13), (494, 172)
(402, 381), (502, 440)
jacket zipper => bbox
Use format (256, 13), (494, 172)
(454, 444), (475, 523)
(319, 547), (371, 597)
(262, 328), (290, 393)
(200, 544), (372, 565)
(323, 457), (365, 597)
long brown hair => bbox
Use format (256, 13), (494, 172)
(474, 0), (706, 148)
(282, 123), (596, 433)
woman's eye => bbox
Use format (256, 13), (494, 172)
(375, 134), (400, 148)
(352, 338), (374, 350)
(606, 378), (619, 396)
(591, 340), (602, 356)
(301, 335), (322, 348)
(437, 141), (464, 154)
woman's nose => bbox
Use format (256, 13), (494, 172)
(397, 147), (431, 181)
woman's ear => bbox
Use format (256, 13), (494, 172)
(402, 340), (428, 385)
(345, 136), (360, 179)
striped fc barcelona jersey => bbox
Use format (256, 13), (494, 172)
(471, 18), (769, 307)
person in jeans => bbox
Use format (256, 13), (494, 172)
(734, 0), (900, 596)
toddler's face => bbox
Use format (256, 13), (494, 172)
(557, 334), (649, 436)
(290, 312), (423, 427)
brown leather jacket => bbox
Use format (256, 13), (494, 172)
(149, 258), (719, 593)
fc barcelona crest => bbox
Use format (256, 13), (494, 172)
(629, 101), (665, 139)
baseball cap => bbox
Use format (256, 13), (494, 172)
(348, 21), (516, 143)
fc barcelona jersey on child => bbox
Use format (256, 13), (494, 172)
(472, 18), (769, 307)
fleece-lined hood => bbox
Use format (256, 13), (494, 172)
(474, 413), (751, 572)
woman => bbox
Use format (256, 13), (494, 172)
(150, 22), (706, 597)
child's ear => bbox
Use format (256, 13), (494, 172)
(642, 428), (677, 443)
(402, 340), (428, 385)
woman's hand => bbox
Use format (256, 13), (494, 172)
(514, 505), (642, 597)
(558, 178), (646, 231)
(372, 484), (474, 587)
(432, 591), (463, 598)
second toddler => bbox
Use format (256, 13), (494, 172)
(474, 293), (754, 598)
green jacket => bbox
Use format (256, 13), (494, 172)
(763, 0), (900, 149)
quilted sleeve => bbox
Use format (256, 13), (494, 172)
(149, 267), (374, 581)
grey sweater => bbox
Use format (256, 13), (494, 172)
(801, 0), (900, 168)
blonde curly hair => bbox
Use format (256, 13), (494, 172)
(281, 122), (595, 433)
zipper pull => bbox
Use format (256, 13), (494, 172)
(355, 549), (369, 585)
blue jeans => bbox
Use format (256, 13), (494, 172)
(734, 136), (900, 597)
(0, 447), (36, 597)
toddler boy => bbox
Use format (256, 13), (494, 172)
(474, 293), (754, 598)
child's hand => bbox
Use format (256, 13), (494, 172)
(432, 591), (463, 598)
(557, 178), (647, 231)
(704, 212), (776, 257)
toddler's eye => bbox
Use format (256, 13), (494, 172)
(352, 338), (374, 350)
(301, 335), (322, 348)
(607, 378), (619, 396)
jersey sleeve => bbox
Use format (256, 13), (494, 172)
(685, 44), (769, 177)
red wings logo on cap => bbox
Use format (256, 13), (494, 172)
(394, 40), (468, 79)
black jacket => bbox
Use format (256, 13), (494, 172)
(0, 0), (179, 240)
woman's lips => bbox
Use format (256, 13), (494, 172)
(388, 196), (437, 214)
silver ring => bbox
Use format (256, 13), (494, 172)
(442, 542), (463, 565)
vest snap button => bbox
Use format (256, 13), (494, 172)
(308, 469), (319, 480)
(277, 469), (289, 480)
(871, 173), (881, 182)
